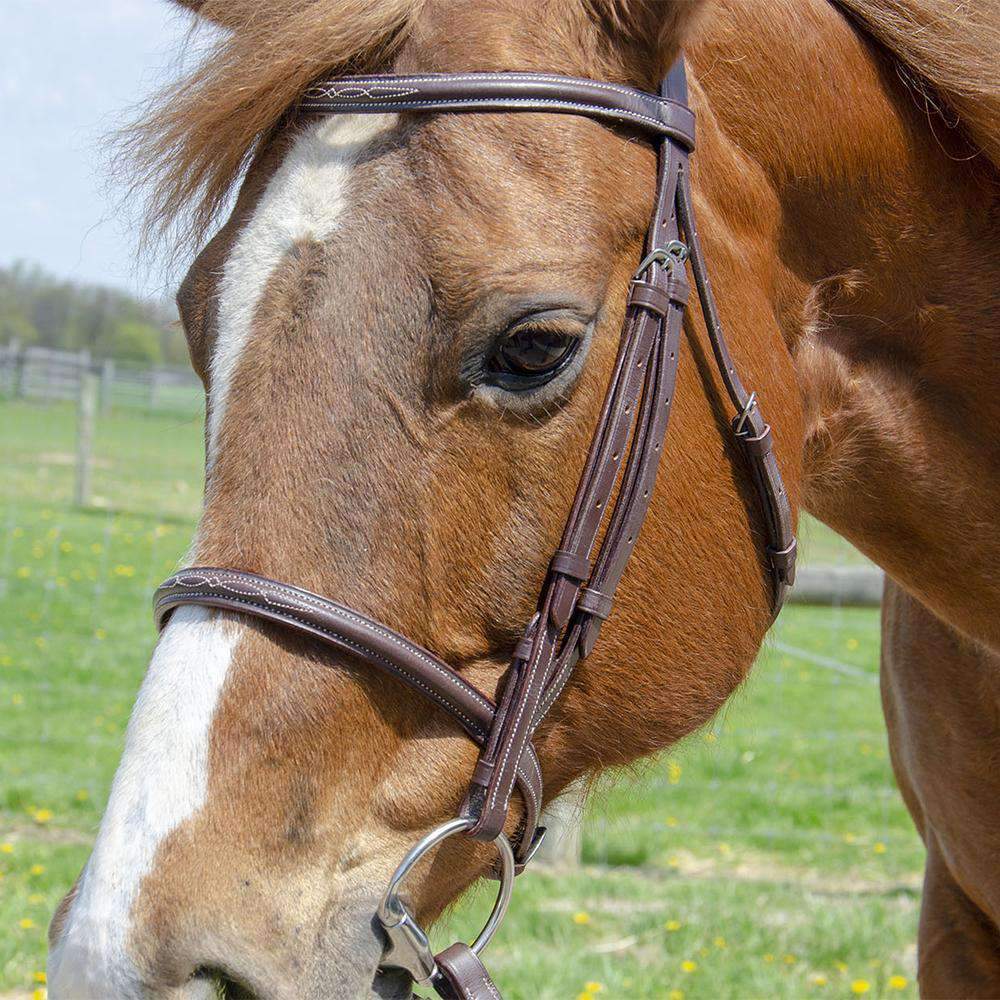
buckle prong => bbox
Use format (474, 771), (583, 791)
(634, 239), (689, 280)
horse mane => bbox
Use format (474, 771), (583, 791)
(834, 0), (1000, 166)
(120, 0), (425, 252)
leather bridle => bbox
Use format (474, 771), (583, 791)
(153, 56), (796, 999)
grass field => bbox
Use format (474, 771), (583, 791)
(0, 398), (922, 999)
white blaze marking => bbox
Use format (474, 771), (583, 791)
(49, 113), (396, 997)
(48, 608), (241, 997)
(207, 112), (397, 467)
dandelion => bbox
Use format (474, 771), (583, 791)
(888, 975), (907, 990)
(846, 638), (860, 650)
(94, 628), (106, 640)
(575, 993), (593, 1000)
(76, 789), (90, 802)
(11, 693), (24, 705)
(664, 920), (682, 932)
(809, 973), (828, 986)
(835, 961), (849, 973)
(0, 843), (13, 853)
(669, 992), (685, 1000)
(842, 833), (857, 844)
(680, 960), (697, 973)
(19, 917), (36, 929)
(16, 566), (31, 578)
(668, 761), (682, 784)
(717, 842), (732, 856)
(34, 971), (47, 983)
(783, 954), (797, 964)
(33, 990), (46, 1000)
(851, 980), (871, 995)
(668, 856), (681, 869)
(763, 954), (775, 964)
(572, 911), (591, 925)
(873, 842), (887, 854)
(713, 936), (727, 949)
(666, 815), (679, 828)
(583, 983), (603, 993)
(59, 541), (73, 553)
(30, 864), (45, 875)
(33, 808), (53, 824)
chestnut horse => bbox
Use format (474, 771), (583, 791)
(48, 0), (999, 997)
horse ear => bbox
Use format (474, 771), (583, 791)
(585, 0), (707, 80)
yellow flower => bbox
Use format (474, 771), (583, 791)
(572, 911), (591, 925)
(669, 992), (685, 1000)
(842, 833), (857, 844)
(30, 864), (45, 875)
(0, 842), (13, 853)
(90, 543), (103, 555)
(584, 983), (603, 993)
(873, 842), (887, 854)
(851, 980), (871, 995)
(113, 564), (136, 577)
(717, 842), (732, 856)
(888, 976), (908, 990)
(809, 973), (828, 986)
(846, 638), (860, 650)
(713, 936), (727, 949)
(763, 954), (775, 963)
(668, 856), (681, 868)
(11, 693), (24, 705)
(666, 815), (678, 828)
(16, 566), (31, 578)
(835, 961), (849, 973)
(59, 541), (73, 553)
(94, 628), (106, 641)
(33, 990), (47, 1000)
(668, 761), (682, 784)
(76, 789), (90, 802)
(33, 808), (53, 824)
(19, 917), (36, 929)
(664, 920), (682, 932)
(783, 954), (797, 964)
(680, 960), (697, 973)
(34, 971), (47, 983)
(575, 993), (593, 1000)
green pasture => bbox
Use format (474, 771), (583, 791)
(0, 398), (921, 999)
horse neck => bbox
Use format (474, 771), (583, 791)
(693, 2), (1000, 647)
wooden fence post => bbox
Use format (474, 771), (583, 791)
(75, 373), (98, 508)
(100, 358), (116, 415)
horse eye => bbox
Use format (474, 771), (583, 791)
(487, 327), (579, 389)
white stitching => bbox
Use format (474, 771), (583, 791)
(162, 571), (494, 712)
(307, 72), (673, 104)
(301, 96), (674, 133)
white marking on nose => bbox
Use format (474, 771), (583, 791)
(48, 607), (241, 998)
(207, 112), (397, 468)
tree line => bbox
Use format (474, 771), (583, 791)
(0, 261), (188, 366)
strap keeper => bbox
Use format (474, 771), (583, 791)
(627, 280), (670, 317)
(549, 548), (590, 582)
(738, 422), (772, 459)
(768, 538), (798, 585)
(577, 586), (613, 621)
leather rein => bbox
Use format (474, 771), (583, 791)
(153, 56), (796, 1000)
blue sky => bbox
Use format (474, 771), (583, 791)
(1, 1), (206, 296)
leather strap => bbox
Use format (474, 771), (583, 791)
(432, 944), (502, 1000)
(299, 72), (695, 149)
(153, 60), (798, 957)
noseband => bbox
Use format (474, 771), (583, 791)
(154, 56), (795, 999)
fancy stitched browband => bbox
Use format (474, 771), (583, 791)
(154, 57), (795, 1000)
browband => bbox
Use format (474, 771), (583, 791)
(299, 72), (695, 147)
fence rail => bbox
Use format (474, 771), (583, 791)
(0, 340), (201, 413)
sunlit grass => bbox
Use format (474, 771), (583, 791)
(0, 398), (920, 998)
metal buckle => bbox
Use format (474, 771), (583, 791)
(733, 391), (758, 436)
(377, 817), (516, 985)
(634, 239), (689, 280)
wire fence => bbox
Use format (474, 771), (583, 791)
(0, 362), (920, 996)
